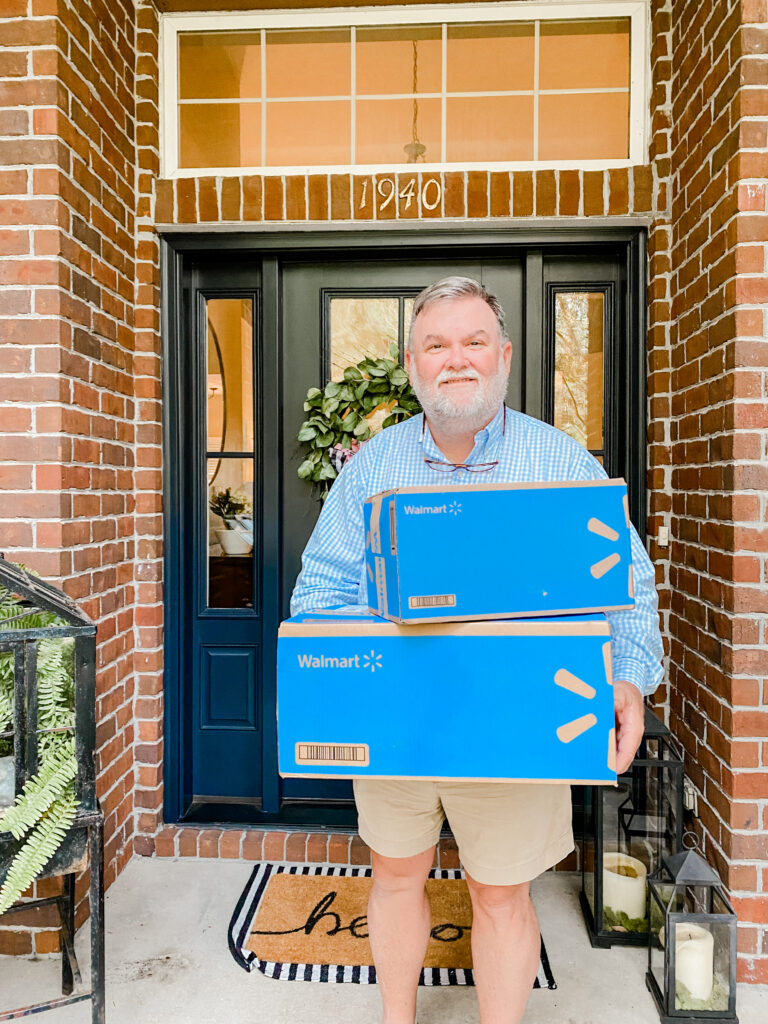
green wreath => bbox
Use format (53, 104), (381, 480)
(297, 344), (421, 497)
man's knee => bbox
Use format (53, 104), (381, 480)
(371, 848), (434, 895)
(465, 875), (532, 917)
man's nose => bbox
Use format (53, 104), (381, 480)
(445, 343), (469, 370)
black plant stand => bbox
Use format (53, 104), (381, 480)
(0, 808), (105, 1023)
(0, 557), (105, 1022)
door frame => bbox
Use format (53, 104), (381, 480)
(161, 225), (648, 825)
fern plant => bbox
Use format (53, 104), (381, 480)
(0, 580), (79, 915)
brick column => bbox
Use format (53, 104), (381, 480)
(0, 0), (138, 948)
(668, 0), (768, 984)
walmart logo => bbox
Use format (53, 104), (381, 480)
(362, 650), (383, 673)
(403, 501), (463, 516)
(297, 650), (383, 672)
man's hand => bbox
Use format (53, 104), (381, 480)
(614, 679), (645, 774)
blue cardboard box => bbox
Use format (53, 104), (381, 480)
(364, 479), (634, 623)
(277, 610), (617, 784)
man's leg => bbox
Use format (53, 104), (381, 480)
(465, 874), (540, 1024)
(367, 847), (435, 1024)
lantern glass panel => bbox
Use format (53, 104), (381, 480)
(581, 785), (596, 919)
(669, 915), (731, 1012)
(601, 779), (649, 933)
(648, 881), (677, 996)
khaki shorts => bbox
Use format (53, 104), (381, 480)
(354, 778), (574, 886)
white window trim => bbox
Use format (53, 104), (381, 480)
(160, 1), (649, 178)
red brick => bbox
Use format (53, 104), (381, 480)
(466, 170), (488, 218)
(583, 171), (604, 215)
(330, 173), (350, 219)
(220, 177), (241, 221)
(220, 831), (242, 859)
(489, 172), (510, 216)
(558, 170), (579, 215)
(306, 833), (328, 862)
(352, 175), (374, 220)
(443, 171), (464, 218)
(535, 170), (556, 216)
(397, 174), (419, 220)
(242, 176), (262, 220)
(350, 835), (371, 866)
(512, 172), (533, 216)
(264, 176), (283, 220)
(285, 832), (308, 861)
(262, 831), (286, 861)
(199, 830), (221, 858)
(608, 168), (629, 214)
(307, 174), (328, 220)
(328, 834), (351, 864)
(285, 174), (306, 220)
(242, 831), (265, 861)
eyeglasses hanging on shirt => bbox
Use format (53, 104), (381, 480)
(424, 458), (499, 473)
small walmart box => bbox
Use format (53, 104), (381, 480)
(364, 479), (634, 623)
(277, 610), (617, 785)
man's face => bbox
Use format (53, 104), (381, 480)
(405, 295), (512, 422)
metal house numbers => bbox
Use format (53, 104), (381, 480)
(358, 176), (442, 214)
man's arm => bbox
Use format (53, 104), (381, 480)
(567, 445), (664, 772)
(290, 455), (367, 616)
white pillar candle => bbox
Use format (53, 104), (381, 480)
(675, 923), (714, 1003)
(602, 852), (647, 921)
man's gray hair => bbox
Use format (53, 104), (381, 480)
(407, 276), (509, 350)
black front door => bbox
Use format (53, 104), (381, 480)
(163, 231), (644, 825)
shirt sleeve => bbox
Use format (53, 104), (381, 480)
(290, 453), (368, 616)
(567, 444), (664, 697)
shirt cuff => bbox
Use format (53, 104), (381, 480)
(611, 658), (647, 696)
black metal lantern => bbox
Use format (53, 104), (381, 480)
(580, 707), (685, 947)
(646, 839), (738, 1023)
(0, 557), (105, 1023)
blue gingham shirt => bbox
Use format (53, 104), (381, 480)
(291, 405), (664, 696)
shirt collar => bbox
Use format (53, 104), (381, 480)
(418, 404), (507, 461)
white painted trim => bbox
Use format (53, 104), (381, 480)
(160, 1), (650, 178)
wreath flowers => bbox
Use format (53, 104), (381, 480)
(297, 345), (421, 498)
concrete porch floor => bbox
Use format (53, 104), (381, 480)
(1, 858), (765, 1024)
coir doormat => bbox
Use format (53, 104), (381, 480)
(228, 863), (557, 988)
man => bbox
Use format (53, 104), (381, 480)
(291, 277), (663, 1024)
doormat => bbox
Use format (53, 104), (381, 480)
(228, 863), (557, 988)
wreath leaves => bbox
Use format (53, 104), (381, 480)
(297, 345), (421, 498)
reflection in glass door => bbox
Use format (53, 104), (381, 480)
(206, 298), (256, 609)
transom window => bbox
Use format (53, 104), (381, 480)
(161, 2), (648, 176)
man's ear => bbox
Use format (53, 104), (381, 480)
(502, 340), (512, 374)
(404, 348), (412, 377)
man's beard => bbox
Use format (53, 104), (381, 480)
(409, 350), (509, 430)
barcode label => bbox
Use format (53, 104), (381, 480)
(408, 594), (457, 609)
(296, 743), (370, 766)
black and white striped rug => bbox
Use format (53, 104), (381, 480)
(228, 863), (557, 989)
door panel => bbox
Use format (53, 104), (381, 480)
(165, 236), (641, 825)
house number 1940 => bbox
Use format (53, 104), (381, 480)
(359, 176), (442, 213)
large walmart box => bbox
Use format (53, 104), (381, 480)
(277, 610), (617, 784)
(364, 479), (634, 623)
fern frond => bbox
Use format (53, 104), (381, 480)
(0, 790), (78, 915)
(0, 743), (77, 839)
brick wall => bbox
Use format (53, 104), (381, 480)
(0, 0), (138, 952)
(3, 0), (767, 985)
(666, 0), (768, 985)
